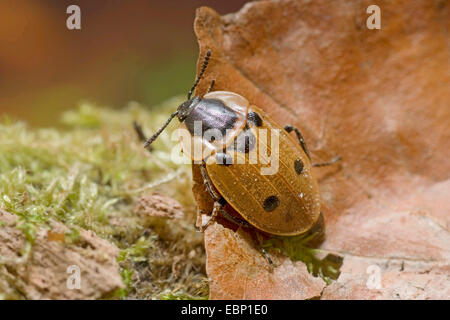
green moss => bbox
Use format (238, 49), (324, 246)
(264, 233), (343, 285)
(115, 267), (135, 299)
(65, 227), (81, 245)
(118, 235), (157, 263)
(0, 98), (207, 299)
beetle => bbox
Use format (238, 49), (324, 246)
(139, 50), (340, 239)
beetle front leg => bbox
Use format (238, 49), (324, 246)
(206, 79), (215, 94)
(198, 161), (223, 232)
(132, 121), (153, 152)
(200, 161), (253, 230)
(200, 200), (223, 232)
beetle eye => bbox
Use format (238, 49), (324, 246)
(177, 98), (199, 122)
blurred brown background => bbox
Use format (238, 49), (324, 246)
(0, 0), (249, 126)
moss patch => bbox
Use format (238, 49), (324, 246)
(264, 234), (343, 285)
(0, 98), (207, 299)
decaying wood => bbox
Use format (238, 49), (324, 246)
(0, 209), (123, 299)
(134, 192), (184, 219)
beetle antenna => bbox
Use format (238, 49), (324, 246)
(187, 50), (211, 100)
(143, 111), (179, 148)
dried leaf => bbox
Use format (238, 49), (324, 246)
(205, 223), (325, 299)
(192, 0), (450, 299)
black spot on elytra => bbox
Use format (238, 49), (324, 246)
(247, 111), (263, 127)
(263, 195), (279, 212)
(294, 159), (304, 174)
(215, 152), (233, 166)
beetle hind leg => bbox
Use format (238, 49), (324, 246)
(218, 207), (252, 228)
(252, 231), (273, 266)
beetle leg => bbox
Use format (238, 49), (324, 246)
(200, 161), (222, 201)
(284, 125), (311, 160)
(198, 161), (224, 231)
(284, 125), (342, 167)
(201, 161), (255, 230)
(260, 247), (273, 266)
(133, 121), (146, 142)
(200, 200), (223, 232)
(133, 121), (153, 151)
(312, 155), (342, 167)
(206, 79), (215, 94)
(218, 208), (252, 228)
(253, 231), (273, 266)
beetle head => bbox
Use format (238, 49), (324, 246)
(142, 96), (201, 148)
(177, 96), (201, 122)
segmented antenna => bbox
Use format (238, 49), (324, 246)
(143, 111), (179, 148)
(187, 50), (211, 99)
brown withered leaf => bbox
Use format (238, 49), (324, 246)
(192, 0), (450, 299)
(205, 223), (325, 299)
